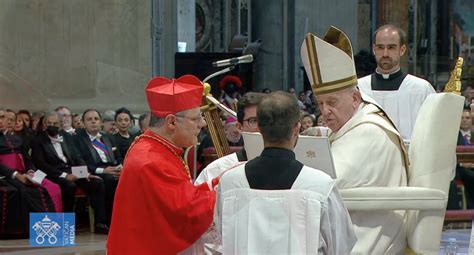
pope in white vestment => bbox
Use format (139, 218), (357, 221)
(329, 98), (408, 254)
(301, 27), (409, 254)
(358, 72), (435, 141)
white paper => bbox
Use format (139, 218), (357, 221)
(242, 132), (337, 178)
(31, 170), (46, 184)
(72, 166), (89, 179)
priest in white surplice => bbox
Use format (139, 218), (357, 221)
(218, 91), (356, 254)
(358, 24), (435, 142)
(301, 27), (409, 254)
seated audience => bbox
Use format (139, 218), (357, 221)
(455, 108), (474, 209)
(0, 108), (54, 238)
(31, 111), (109, 234)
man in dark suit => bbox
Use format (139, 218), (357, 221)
(455, 108), (474, 209)
(31, 111), (109, 234)
(73, 109), (120, 225)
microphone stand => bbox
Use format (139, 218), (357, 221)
(202, 65), (237, 117)
(203, 65), (235, 83)
(187, 65), (238, 178)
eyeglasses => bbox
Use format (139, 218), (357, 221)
(243, 117), (258, 126)
(175, 113), (205, 122)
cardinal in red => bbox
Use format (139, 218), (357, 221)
(107, 75), (218, 255)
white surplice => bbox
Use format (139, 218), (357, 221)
(195, 152), (239, 185)
(218, 164), (356, 255)
(329, 101), (408, 254)
(358, 74), (435, 141)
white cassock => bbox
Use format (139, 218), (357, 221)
(330, 101), (408, 254)
(218, 164), (357, 255)
(358, 74), (435, 141)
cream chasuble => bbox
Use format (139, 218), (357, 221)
(329, 101), (408, 254)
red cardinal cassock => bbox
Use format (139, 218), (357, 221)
(107, 75), (218, 254)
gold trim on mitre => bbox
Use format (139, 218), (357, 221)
(301, 26), (357, 96)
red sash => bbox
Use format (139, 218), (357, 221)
(0, 153), (25, 173)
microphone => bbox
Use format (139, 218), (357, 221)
(212, 54), (253, 68)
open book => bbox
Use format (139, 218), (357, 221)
(242, 132), (337, 179)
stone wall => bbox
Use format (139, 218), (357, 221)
(0, 0), (151, 113)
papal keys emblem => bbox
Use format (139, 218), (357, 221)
(32, 215), (61, 244)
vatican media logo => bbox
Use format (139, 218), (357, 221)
(29, 213), (75, 247)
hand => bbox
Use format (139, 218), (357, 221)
(15, 173), (31, 185)
(86, 174), (102, 182)
(104, 166), (120, 176)
(26, 170), (35, 177)
(65, 174), (78, 182)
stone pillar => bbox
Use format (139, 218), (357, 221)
(152, 0), (177, 77)
(177, 0), (195, 52)
(376, 0), (410, 70)
(376, 0), (409, 30)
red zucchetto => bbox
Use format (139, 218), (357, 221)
(145, 74), (203, 117)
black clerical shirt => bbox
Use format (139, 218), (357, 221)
(371, 69), (408, 91)
(245, 147), (303, 190)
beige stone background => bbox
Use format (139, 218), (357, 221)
(0, 0), (151, 113)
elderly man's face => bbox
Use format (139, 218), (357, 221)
(102, 121), (116, 134)
(173, 107), (207, 148)
(45, 115), (61, 129)
(316, 89), (360, 132)
(57, 108), (72, 129)
(225, 123), (241, 143)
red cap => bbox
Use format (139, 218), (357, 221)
(146, 75), (203, 117)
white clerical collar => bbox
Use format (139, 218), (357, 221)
(375, 68), (401, 79)
(87, 132), (102, 142)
